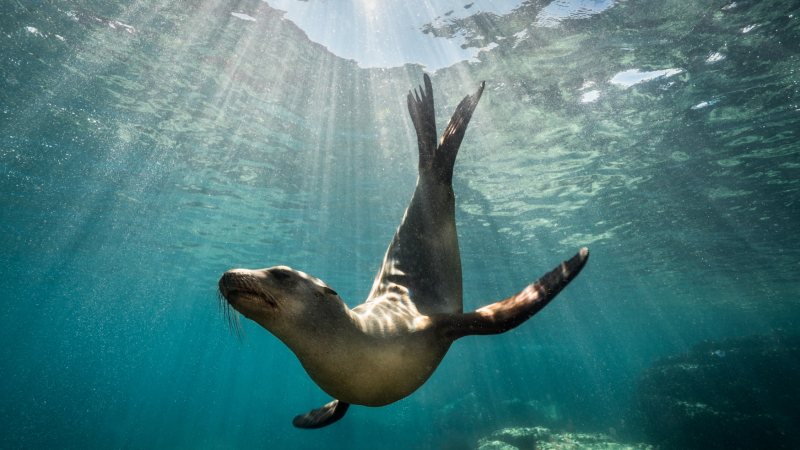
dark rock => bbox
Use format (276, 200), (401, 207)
(636, 334), (800, 449)
(434, 392), (566, 436)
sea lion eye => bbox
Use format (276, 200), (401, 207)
(272, 270), (292, 282)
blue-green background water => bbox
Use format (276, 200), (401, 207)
(2, 0), (799, 448)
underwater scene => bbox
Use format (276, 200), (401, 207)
(2, 0), (800, 448)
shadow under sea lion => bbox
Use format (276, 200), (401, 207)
(218, 74), (589, 429)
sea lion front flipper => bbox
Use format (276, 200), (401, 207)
(292, 399), (350, 429)
(438, 248), (589, 340)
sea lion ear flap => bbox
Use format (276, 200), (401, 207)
(438, 248), (589, 340)
(292, 399), (350, 429)
(322, 286), (338, 297)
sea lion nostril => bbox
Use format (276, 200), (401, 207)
(219, 271), (240, 296)
(218, 276), (229, 296)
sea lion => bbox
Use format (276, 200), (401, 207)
(218, 74), (589, 429)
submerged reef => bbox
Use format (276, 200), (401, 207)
(637, 334), (800, 449)
(477, 427), (653, 450)
(436, 392), (566, 435)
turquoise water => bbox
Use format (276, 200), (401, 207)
(1, 0), (799, 448)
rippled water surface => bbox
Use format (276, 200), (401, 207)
(2, 0), (799, 449)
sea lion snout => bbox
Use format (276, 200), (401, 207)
(218, 268), (283, 319)
(218, 269), (277, 307)
(218, 269), (252, 297)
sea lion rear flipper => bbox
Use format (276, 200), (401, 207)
(408, 74), (485, 183)
(439, 248), (589, 340)
(408, 74), (437, 174)
(292, 399), (350, 429)
(435, 80), (485, 183)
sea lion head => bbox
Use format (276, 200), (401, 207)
(218, 266), (342, 339)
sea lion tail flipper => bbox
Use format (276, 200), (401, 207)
(439, 248), (589, 340)
(435, 80), (485, 183)
(292, 399), (350, 429)
(407, 73), (437, 173)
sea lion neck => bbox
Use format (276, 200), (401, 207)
(259, 293), (364, 353)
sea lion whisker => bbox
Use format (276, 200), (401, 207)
(235, 276), (279, 310)
(247, 283), (279, 310)
(217, 289), (248, 343)
(234, 310), (250, 343)
(229, 304), (247, 343)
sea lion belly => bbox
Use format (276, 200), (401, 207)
(296, 317), (450, 407)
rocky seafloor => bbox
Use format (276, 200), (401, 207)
(477, 427), (653, 450)
(467, 333), (800, 450)
(636, 333), (800, 449)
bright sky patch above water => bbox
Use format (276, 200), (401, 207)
(535, 0), (616, 27)
(609, 68), (685, 87)
(262, 0), (616, 70)
(580, 90), (601, 103)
